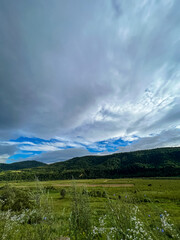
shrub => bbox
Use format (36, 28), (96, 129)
(96, 191), (102, 197)
(0, 184), (34, 211)
(60, 189), (66, 198)
(102, 191), (107, 198)
(82, 189), (87, 195)
(89, 191), (95, 197)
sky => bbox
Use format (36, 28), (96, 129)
(0, 0), (180, 163)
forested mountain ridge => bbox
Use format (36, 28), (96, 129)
(0, 147), (180, 181)
(0, 160), (46, 172)
(49, 147), (180, 170)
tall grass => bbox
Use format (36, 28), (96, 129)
(69, 184), (92, 239)
(0, 182), (56, 240)
(0, 180), (179, 239)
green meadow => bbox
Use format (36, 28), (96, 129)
(0, 178), (179, 239)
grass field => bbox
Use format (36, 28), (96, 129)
(0, 178), (180, 239)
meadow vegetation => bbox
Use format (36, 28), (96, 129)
(0, 178), (179, 239)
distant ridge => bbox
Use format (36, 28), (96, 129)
(0, 160), (46, 172)
(0, 147), (179, 181)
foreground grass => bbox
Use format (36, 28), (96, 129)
(0, 178), (180, 239)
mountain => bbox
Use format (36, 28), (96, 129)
(50, 147), (180, 169)
(0, 147), (180, 181)
(44, 146), (180, 179)
(0, 160), (46, 172)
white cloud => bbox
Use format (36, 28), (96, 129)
(0, 0), (180, 160)
(0, 154), (10, 163)
(118, 128), (180, 152)
(31, 148), (92, 164)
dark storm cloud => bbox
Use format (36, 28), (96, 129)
(0, 0), (180, 161)
(0, 0), (116, 139)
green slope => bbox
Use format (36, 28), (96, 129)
(0, 160), (46, 172)
(0, 147), (179, 181)
(50, 147), (180, 170)
(44, 147), (180, 179)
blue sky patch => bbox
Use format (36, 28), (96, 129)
(5, 136), (138, 161)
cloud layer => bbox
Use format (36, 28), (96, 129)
(0, 0), (180, 162)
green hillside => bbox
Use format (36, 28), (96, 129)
(0, 147), (179, 181)
(0, 160), (46, 172)
(51, 147), (180, 169)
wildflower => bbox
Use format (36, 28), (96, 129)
(144, 194), (146, 197)
(44, 217), (47, 220)
(160, 214), (163, 218)
(148, 215), (151, 217)
(162, 229), (164, 232)
(125, 196), (127, 198)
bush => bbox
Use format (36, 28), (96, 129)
(60, 189), (66, 198)
(82, 189), (88, 195)
(89, 191), (95, 197)
(102, 191), (107, 198)
(96, 191), (102, 197)
(0, 184), (34, 211)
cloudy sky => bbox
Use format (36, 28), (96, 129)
(0, 0), (180, 163)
